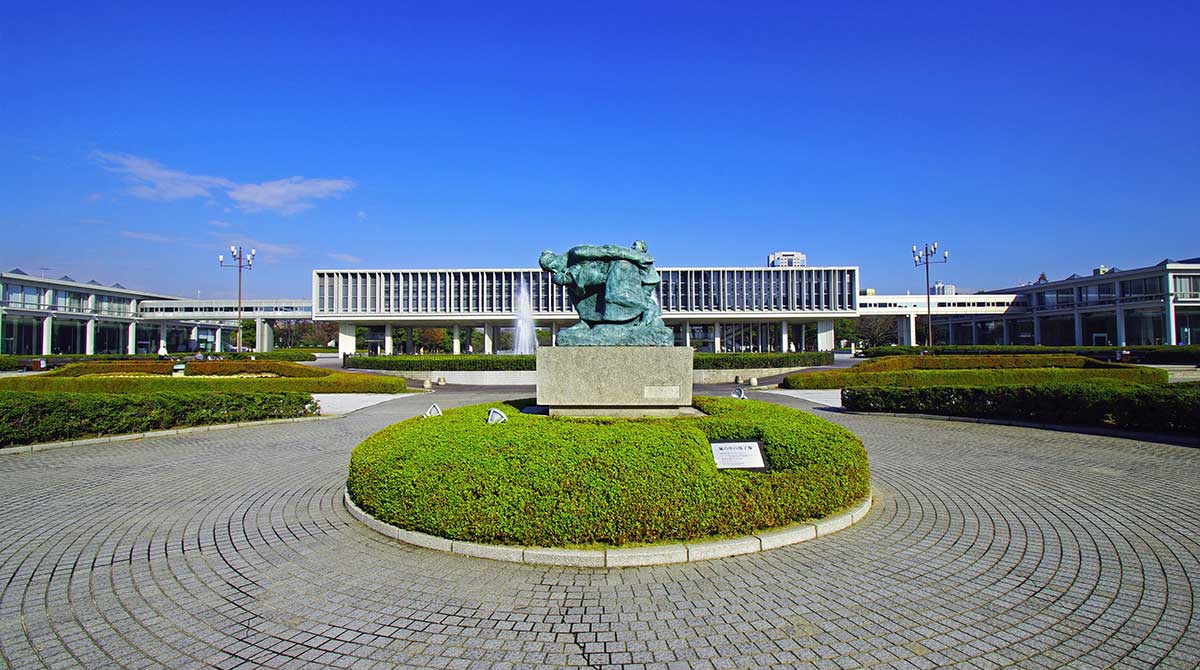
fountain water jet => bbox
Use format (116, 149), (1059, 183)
(513, 279), (537, 355)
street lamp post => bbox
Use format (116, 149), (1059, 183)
(912, 242), (949, 349)
(218, 245), (255, 352)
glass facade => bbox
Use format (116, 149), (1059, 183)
(1124, 309), (1164, 345)
(1, 316), (42, 355)
(314, 267), (858, 316)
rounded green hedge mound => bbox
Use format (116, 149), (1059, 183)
(347, 397), (869, 547)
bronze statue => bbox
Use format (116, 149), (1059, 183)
(539, 241), (674, 346)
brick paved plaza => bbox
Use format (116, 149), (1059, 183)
(0, 389), (1196, 669)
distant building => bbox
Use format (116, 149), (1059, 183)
(767, 251), (807, 267)
(930, 281), (957, 295)
(859, 288), (876, 296)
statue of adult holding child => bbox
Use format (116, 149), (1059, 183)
(539, 240), (674, 346)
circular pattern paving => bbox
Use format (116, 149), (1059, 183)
(0, 388), (1196, 669)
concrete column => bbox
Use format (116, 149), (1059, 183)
(800, 323), (807, 351)
(157, 323), (167, 353)
(780, 321), (789, 352)
(683, 321), (691, 348)
(551, 323), (558, 347)
(1032, 316), (1042, 345)
(407, 327), (414, 355)
(816, 319), (835, 351)
(214, 327), (224, 353)
(337, 323), (356, 357)
(42, 315), (53, 355)
(452, 324), (460, 355)
(896, 315), (915, 346)
(1073, 311), (1083, 346)
(1165, 299), (1177, 345)
(189, 326), (199, 352)
(255, 318), (264, 352)
(384, 324), (394, 355)
(266, 320), (275, 351)
(1116, 306), (1126, 346)
(86, 319), (96, 355)
(483, 324), (493, 354)
(712, 322), (721, 353)
(971, 320), (979, 345)
(947, 320), (956, 345)
(1001, 320), (1010, 346)
(127, 321), (136, 354)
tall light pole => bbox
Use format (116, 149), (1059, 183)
(219, 245), (255, 352)
(912, 242), (949, 348)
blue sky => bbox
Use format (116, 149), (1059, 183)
(2, 2), (1197, 299)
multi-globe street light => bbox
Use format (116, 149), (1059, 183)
(218, 245), (255, 352)
(912, 242), (949, 348)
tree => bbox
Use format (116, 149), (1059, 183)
(856, 316), (899, 348)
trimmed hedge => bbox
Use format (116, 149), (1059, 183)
(46, 360), (330, 378)
(48, 361), (177, 377)
(0, 391), (318, 446)
(783, 367), (1166, 389)
(347, 397), (870, 547)
(278, 347), (337, 354)
(0, 356), (21, 371)
(221, 351), (318, 362)
(839, 354), (1122, 371)
(184, 361), (329, 377)
(862, 345), (1200, 365)
(692, 352), (832, 369)
(349, 354), (536, 371)
(842, 382), (1199, 437)
(0, 370), (407, 394)
(781, 355), (1167, 389)
(348, 351), (835, 372)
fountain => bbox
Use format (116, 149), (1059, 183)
(513, 279), (537, 355)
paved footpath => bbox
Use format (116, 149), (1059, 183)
(0, 387), (1197, 669)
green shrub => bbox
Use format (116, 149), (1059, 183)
(347, 397), (870, 547)
(842, 381), (1199, 436)
(846, 354), (1105, 371)
(221, 351), (317, 362)
(277, 347), (337, 354)
(0, 356), (21, 371)
(348, 351), (834, 372)
(692, 352), (832, 369)
(348, 354), (536, 371)
(0, 370), (407, 394)
(48, 361), (176, 377)
(862, 344), (1200, 364)
(184, 360), (329, 377)
(781, 355), (1167, 389)
(0, 391), (317, 446)
(783, 366), (1165, 389)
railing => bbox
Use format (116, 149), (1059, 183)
(1, 300), (135, 317)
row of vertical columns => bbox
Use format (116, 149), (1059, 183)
(384, 324), (394, 355)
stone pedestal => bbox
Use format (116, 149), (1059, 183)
(537, 346), (694, 417)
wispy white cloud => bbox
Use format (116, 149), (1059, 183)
(84, 192), (104, 203)
(207, 219), (231, 228)
(78, 218), (110, 226)
(356, 210), (367, 220)
(328, 252), (363, 264)
(93, 151), (354, 215)
(94, 151), (233, 200)
(227, 177), (354, 214)
(119, 229), (174, 243)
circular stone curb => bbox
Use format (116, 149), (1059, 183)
(345, 488), (873, 568)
